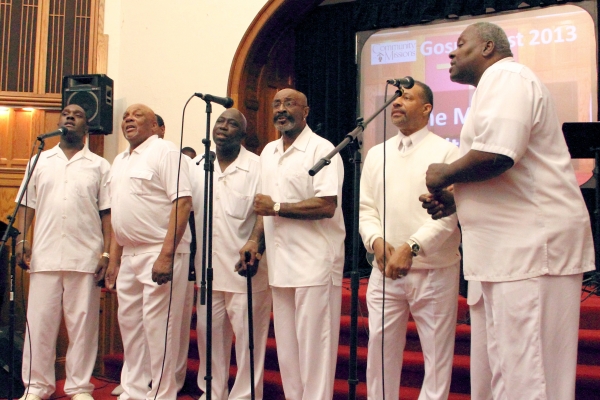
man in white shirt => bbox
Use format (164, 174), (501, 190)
(105, 103), (192, 400)
(249, 88), (345, 400)
(423, 22), (595, 400)
(190, 108), (271, 400)
(359, 81), (461, 400)
(15, 104), (111, 400)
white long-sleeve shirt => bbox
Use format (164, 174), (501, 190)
(359, 127), (461, 270)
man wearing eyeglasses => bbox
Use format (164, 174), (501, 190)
(245, 88), (346, 400)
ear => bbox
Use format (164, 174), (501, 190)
(303, 106), (310, 120)
(482, 40), (495, 57)
(422, 103), (433, 117)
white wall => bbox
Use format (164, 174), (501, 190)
(103, 0), (269, 162)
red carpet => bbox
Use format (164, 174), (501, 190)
(6, 278), (600, 399)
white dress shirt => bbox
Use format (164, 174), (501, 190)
(260, 125), (346, 287)
(17, 145), (110, 273)
(455, 57), (595, 281)
(109, 135), (192, 254)
(189, 146), (268, 292)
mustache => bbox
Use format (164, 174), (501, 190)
(273, 111), (294, 123)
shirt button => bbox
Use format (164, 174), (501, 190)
(63, 197), (67, 200)
(62, 234), (66, 237)
(62, 215), (66, 219)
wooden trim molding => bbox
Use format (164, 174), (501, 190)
(227, 0), (322, 153)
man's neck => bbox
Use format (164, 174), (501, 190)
(59, 140), (84, 160)
(281, 126), (305, 152)
(217, 146), (241, 172)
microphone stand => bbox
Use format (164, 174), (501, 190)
(309, 89), (402, 400)
(0, 139), (48, 400)
(199, 100), (215, 400)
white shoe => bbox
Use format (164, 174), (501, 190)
(111, 384), (124, 396)
(19, 394), (42, 400)
(71, 393), (94, 400)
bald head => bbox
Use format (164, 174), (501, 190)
(272, 88), (310, 137)
(213, 107), (247, 154)
(121, 103), (158, 150)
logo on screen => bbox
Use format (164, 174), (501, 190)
(371, 41), (417, 65)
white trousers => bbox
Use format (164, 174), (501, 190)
(469, 292), (493, 400)
(366, 265), (459, 400)
(176, 281), (195, 391)
(271, 282), (342, 400)
(117, 252), (188, 400)
(481, 274), (582, 400)
(22, 271), (100, 398)
(196, 289), (272, 400)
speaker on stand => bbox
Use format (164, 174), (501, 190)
(62, 74), (114, 135)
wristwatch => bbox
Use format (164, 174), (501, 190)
(406, 238), (420, 257)
(273, 202), (281, 216)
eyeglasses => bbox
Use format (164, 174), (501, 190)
(272, 99), (304, 109)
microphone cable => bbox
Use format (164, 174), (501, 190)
(380, 83), (390, 399)
(19, 139), (38, 400)
(153, 94), (194, 400)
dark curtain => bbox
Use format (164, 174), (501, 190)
(294, 2), (366, 274)
(354, 0), (584, 31)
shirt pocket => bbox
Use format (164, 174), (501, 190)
(75, 172), (97, 199)
(284, 169), (312, 202)
(129, 170), (153, 196)
(224, 185), (253, 220)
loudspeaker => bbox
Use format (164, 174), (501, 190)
(62, 74), (114, 135)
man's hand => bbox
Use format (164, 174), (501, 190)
(426, 163), (451, 193)
(253, 194), (276, 216)
(15, 240), (32, 270)
(372, 238), (394, 273)
(105, 260), (120, 290)
(152, 253), (173, 285)
(385, 243), (413, 280)
(419, 188), (456, 220)
(94, 256), (109, 286)
(236, 239), (260, 274)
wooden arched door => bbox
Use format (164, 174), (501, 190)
(227, 0), (323, 154)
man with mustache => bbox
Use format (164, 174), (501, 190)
(105, 103), (192, 400)
(359, 81), (461, 400)
(247, 88), (345, 399)
(14, 104), (111, 400)
(191, 108), (271, 399)
(423, 22), (594, 399)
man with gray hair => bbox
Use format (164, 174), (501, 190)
(422, 22), (594, 399)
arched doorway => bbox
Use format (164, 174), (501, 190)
(227, 0), (322, 154)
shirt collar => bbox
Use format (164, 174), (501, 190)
(219, 146), (251, 174)
(127, 134), (158, 155)
(480, 56), (514, 82)
(46, 143), (94, 162)
(397, 125), (429, 150)
(274, 125), (313, 155)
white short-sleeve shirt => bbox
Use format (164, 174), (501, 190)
(16, 145), (111, 273)
(109, 135), (192, 254)
(260, 125), (346, 287)
(455, 58), (595, 281)
(189, 147), (268, 293)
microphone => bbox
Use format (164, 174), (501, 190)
(194, 93), (234, 109)
(387, 76), (415, 89)
(37, 126), (68, 141)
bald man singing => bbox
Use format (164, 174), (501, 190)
(105, 104), (192, 400)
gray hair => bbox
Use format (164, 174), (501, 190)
(472, 22), (513, 57)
